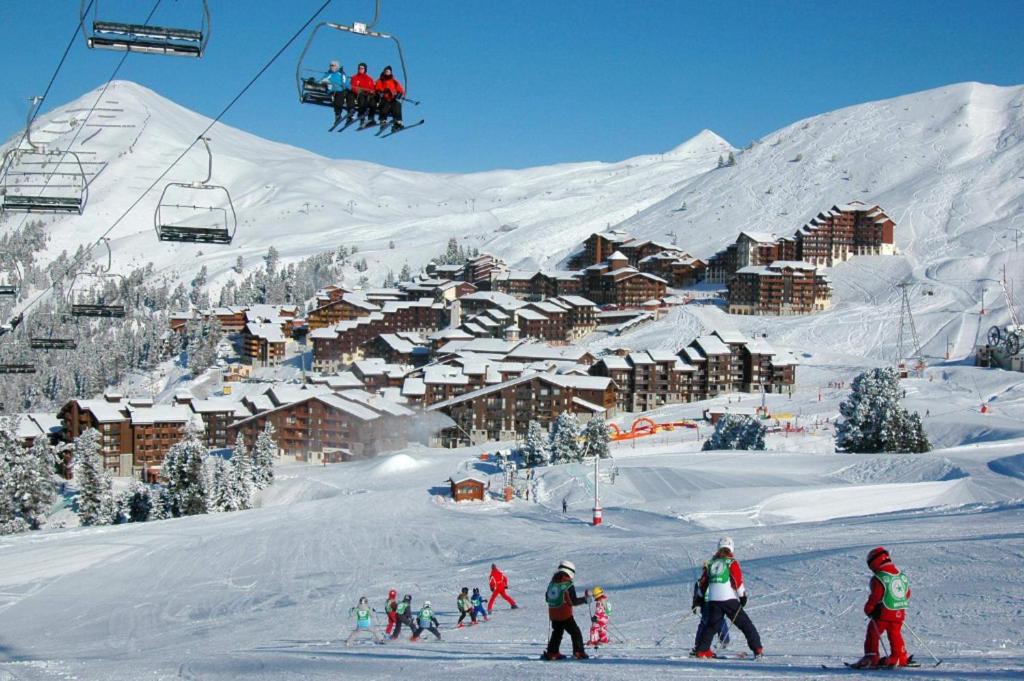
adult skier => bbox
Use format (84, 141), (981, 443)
(384, 589), (398, 636)
(411, 600), (442, 641)
(690, 569), (730, 653)
(456, 587), (476, 627)
(851, 547), (913, 668)
(346, 62), (377, 125)
(374, 65), (405, 131)
(488, 563), (519, 612)
(345, 596), (384, 645)
(317, 60), (349, 126)
(691, 537), (764, 659)
(588, 586), (611, 647)
(542, 560), (590, 660)
(390, 594), (415, 639)
(471, 587), (489, 622)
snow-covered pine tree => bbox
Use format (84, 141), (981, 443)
(0, 419), (23, 534)
(207, 457), (235, 512)
(399, 263), (412, 281)
(162, 428), (209, 517)
(549, 412), (582, 464)
(581, 415), (611, 459)
(520, 420), (550, 467)
(17, 436), (58, 529)
(122, 481), (153, 523)
(702, 414), (767, 451)
(73, 428), (115, 526)
(836, 367), (931, 453)
(229, 433), (254, 510)
(251, 422), (278, 489)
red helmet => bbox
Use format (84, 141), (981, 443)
(388, 589), (397, 598)
(866, 547), (890, 567)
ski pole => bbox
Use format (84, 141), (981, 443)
(902, 621), (942, 666)
(609, 621), (631, 644)
(868, 618), (889, 660)
(654, 611), (692, 646)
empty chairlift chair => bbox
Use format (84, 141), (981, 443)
(0, 317), (36, 374)
(81, 0), (210, 57)
(155, 137), (237, 245)
(67, 239), (127, 318)
(29, 313), (77, 350)
(0, 97), (89, 215)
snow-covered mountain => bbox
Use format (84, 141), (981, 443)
(4, 80), (1024, 364)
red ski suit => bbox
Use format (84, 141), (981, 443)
(863, 561), (911, 665)
(589, 597), (610, 645)
(384, 596), (398, 635)
(487, 565), (518, 611)
(349, 73), (376, 95)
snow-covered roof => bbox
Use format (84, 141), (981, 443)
(517, 309), (548, 321)
(738, 231), (779, 243)
(714, 328), (748, 345)
(694, 335), (731, 355)
(128, 405), (192, 425)
(607, 250), (629, 261)
(555, 295), (598, 308)
(245, 322), (286, 343)
(571, 396), (607, 413)
(770, 260), (818, 271)
(597, 355), (631, 370)
(402, 377), (426, 397)
(75, 399), (128, 423)
(338, 389), (414, 417)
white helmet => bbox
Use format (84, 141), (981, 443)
(557, 560), (576, 578)
(423, 600), (431, 608)
(718, 537), (735, 552)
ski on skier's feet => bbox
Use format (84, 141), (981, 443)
(379, 119), (425, 138)
(335, 117), (358, 132)
(328, 118), (343, 132)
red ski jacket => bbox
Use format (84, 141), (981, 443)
(489, 567), (508, 592)
(376, 75), (404, 100)
(350, 73), (375, 94)
(864, 562), (910, 623)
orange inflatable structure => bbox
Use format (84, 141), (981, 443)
(608, 417), (698, 441)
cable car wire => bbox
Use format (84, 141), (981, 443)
(3, 0), (335, 336)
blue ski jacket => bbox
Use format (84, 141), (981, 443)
(320, 69), (347, 93)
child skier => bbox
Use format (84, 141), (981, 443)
(345, 596), (384, 646)
(384, 589), (398, 636)
(851, 547), (913, 668)
(456, 587), (476, 627)
(542, 560), (590, 660)
(471, 587), (489, 622)
(390, 594), (415, 639)
(691, 569), (731, 653)
(588, 586), (611, 647)
(411, 600), (442, 641)
(691, 537), (764, 659)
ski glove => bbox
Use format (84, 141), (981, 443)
(591, 616), (598, 623)
(691, 595), (703, 611)
(739, 595), (748, 607)
(870, 603), (882, 620)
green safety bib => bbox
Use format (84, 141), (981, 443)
(356, 607), (371, 625)
(708, 557), (734, 585)
(546, 581), (572, 607)
(397, 602), (408, 615)
(875, 570), (910, 610)
(418, 607), (433, 626)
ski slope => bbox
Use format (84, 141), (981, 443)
(1, 364), (1023, 680)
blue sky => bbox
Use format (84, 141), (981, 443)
(1, 0), (1023, 174)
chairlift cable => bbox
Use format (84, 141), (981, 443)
(2, 0), (335, 338)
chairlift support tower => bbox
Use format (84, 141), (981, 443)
(896, 282), (925, 372)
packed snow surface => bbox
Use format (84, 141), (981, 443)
(2, 363), (1024, 680)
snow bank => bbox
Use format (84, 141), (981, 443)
(989, 453), (1024, 481)
(371, 453), (425, 476)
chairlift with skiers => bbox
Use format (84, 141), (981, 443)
(0, 97), (89, 215)
(67, 239), (127, 318)
(296, 0), (410, 107)
(80, 0), (211, 58)
(154, 137), (237, 244)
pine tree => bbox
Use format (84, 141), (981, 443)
(230, 433), (254, 510)
(399, 263), (411, 281)
(73, 428), (115, 526)
(581, 416), (611, 459)
(251, 422), (277, 490)
(836, 368), (930, 453)
(520, 420), (550, 467)
(702, 414), (767, 451)
(18, 436), (58, 529)
(162, 428), (210, 517)
(549, 412), (582, 464)
(208, 457), (234, 512)
(122, 481), (153, 523)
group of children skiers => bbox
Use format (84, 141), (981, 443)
(345, 541), (915, 668)
(311, 60), (405, 131)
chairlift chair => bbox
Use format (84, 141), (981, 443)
(0, 283), (16, 297)
(0, 316), (36, 374)
(80, 0), (210, 57)
(29, 313), (77, 350)
(155, 137), (236, 244)
(0, 97), (89, 215)
(296, 0), (409, 106)
(67, 239), (127, 318)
